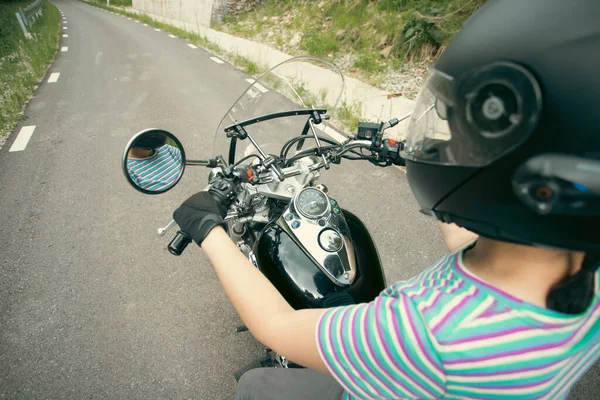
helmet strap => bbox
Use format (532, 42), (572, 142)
(546, 253), (600, 315)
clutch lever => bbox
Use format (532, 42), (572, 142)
(158, 220), (177, 236)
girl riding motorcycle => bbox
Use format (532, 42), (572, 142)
(173, 0), (600, 398)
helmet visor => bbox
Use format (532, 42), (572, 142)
(402, 65), (541, 167)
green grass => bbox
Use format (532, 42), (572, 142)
(110, 0), (131, 6)
(0, 0), (61, 138)
(229, 54), (264, 75)
(337, 101), (363, 132)
(354, 53), (385, 74)
(301, 32), (339, 57)
(217, 0), (486, 77)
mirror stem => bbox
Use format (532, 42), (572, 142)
(186, 159), (218, 167)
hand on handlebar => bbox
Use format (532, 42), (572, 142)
(173, 191), (228, 247)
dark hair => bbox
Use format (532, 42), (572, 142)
(547, 254), (600, 314)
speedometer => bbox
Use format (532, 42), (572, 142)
(294, 188), (330, 219)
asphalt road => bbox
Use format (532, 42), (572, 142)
(0, 1), (597, 399)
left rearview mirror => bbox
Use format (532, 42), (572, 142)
(122, 129), (186, 194)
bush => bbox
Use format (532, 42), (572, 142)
(393, 12), (444, 60)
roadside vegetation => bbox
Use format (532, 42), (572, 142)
(105, 0), (131, 5)
(216, 0), (486, 97)
(83, 0), (483, 132)
(0, 0), (60, 141)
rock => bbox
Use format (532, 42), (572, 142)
(335, 29), (346, 39)
(266, 31), (274, 39)
(262, 16), (268, 21)
(380, 45), (393, 58)
(348, 28), (360, 42)
(269, 16), (279, 23)
(289, 32), (302, 47)
(378, 34), (389, 48)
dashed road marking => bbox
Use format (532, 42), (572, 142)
(63, 26), (67, 30)
(210, 56), (224, 64)
(135, 20), (140, 23)
(168, 34), (176, 38)
(187, 44), (198, 49)
(245, 78), (269, 93)
(154, 28), (161, 32)
(61, 46), (68, 52)
(63, 34), (68, 37)
(143, 23), (148, 26)
(48, 72), (60, 83)
(9, 126), (36, 152)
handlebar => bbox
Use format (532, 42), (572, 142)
(163, 118), (407, 256)
(168, 231), (192, 255)
(166, 178), (238, 256)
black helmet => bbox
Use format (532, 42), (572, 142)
(402, 0), (600, 253)
(132, 132), (167, 149)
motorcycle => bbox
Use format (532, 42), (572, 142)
(122, 56), (410, 377)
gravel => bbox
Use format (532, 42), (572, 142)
(379, 60), (430, 100)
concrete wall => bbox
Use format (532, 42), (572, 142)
(132, 0), (222, 28)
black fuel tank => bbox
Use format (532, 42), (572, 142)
(254, 209), (386, 309)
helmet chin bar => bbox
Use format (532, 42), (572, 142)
(512, 154), (600, 216)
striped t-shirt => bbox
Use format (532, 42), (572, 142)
(127, 144), (182, 191)
(317, 248), (600, 399)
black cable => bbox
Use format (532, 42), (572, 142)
(280, 135), (339, 161)
(233, 154), (262, 167)
(284, 144), (339, 167)
(342, 155), (375, 161)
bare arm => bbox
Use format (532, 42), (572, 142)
(437, 221), (478, 252)
(201, 227), (329, 373)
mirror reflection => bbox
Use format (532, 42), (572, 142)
(124, 129), (185, 193)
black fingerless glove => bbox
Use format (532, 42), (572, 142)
(173, 192), (227, 246)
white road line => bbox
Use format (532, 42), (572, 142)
(61, 46), (68, 52)
(63, 27), (67, 30)
(128, 17), (132, 20)
(143, 23), (148, 26)
(168, 34), (176, 38)
(63, 34), (68, 37)
(47, 72), (60, 83)
(154, 28), (161, 32)
(245, 78), (269, 93)
(135, 20), (140, 23)
(63, 21), (67, 24)
(210, 56), (224, 64)
(187, 43), (198, 49)
(9, 126), (36, 152)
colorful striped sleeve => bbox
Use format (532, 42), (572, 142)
(316, 295), (446, 400)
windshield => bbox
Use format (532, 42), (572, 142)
(212, 57), (346, 165)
